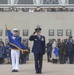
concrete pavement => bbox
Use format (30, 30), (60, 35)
(0, 61), (74, 75)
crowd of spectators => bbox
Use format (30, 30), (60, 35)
(0, 41), (30, 64)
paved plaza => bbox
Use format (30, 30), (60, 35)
(0, 61), (74, 75)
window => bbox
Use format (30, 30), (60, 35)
(68, 0), (74, 4)
(0, 39), (2, 41)
(17, 0), (33, 4)
(49, 29), (54, 36)
(66, 29), (72, 36)
(43, 0), (59, 4)
(23, 29), (28, 36)
(0, 29), (2, 36)
(5, 38), (9, 45)
(0, 0), (8, 4)
(57, 29), (63, 36)
(22, 38), (28, 46)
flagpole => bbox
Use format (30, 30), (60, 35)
(5, 25), (8, 30)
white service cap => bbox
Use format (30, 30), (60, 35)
(13, 28), (18, 31)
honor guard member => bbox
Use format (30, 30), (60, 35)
(29, 27), (45, 74)
(66, 36), (74, 64)
(10, 28), (21, 72)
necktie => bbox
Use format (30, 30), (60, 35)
(38, 36), (41, 39)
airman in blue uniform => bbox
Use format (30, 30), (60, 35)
(66, 36), (74, 64)
(29, 27), (45, 74)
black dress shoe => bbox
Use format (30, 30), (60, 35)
(12, 70), (15, 72)
(15, 70), (18, 72)
(36, 72), (39, 74)
(39, 72), (42, 74)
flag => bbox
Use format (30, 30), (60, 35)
(7, 29), (28, 52)
(54, 47), (59, 57)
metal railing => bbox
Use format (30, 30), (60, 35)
(0, 0), (74, 8)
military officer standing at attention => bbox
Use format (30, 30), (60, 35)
(10, 28), (21, 72)
(29, 27), (45, 74)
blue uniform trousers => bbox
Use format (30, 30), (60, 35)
(68, 52), (74, 64)
(34, 53), (43, 73)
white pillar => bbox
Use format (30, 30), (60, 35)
(8, 0), (11, 4)
(33, 0), (43, 5)
(61, 0), (66, 5)
(10, 0), (18, 5)
(40, 0), (43, 4)
(35, 0), (41, 5)
(33, 0), (36, 4)
(65, 0), (69, 4)
(14, 0), (18, 4)
(58, 0), (62, 4)
(11, 0), (14, 6)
